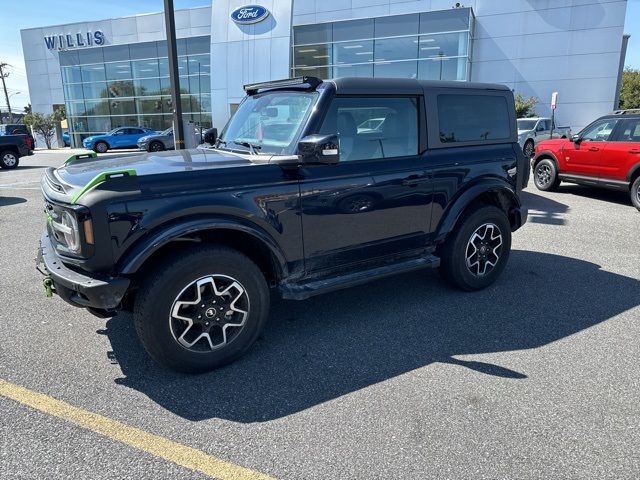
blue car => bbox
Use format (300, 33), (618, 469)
(82, 127), (156, 153)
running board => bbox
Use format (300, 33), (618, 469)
(280, 254), (440, 300)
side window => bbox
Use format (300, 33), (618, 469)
(437, 94), (511, 143)
(130, 128), (143, 135)
(613, 119), (640, 142)
(581, 119), (617, 141)
(536, 121), (546, 132)
(319, 96), (419, 162)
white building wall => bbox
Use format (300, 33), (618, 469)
(292, 0), (628, 131)
(210, 0), (293, 128)
(20, 6), (211, 146)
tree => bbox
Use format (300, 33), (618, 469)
(619, 67), (640, 109)
(514, 93), (538, 118)
(24, 109), (65, 149)
(23, 103), (31, 114)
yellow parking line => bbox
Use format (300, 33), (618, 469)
(0, 379), (274, 480)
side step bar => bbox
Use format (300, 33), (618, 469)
(280, 254), (440, 300)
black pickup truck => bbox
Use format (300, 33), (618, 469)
(0, 134), (33, 169)
(38, 77), (528, 372)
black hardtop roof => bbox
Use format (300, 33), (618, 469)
(325, 77), (511, 95)
(600, 113), (640, 120)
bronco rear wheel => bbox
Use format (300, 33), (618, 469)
(133, 245), (270, 373)
(439, 205), (512, 291)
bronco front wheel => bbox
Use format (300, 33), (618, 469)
(133, 245), (270, 373)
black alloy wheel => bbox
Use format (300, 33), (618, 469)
(523, 140), (535, 158)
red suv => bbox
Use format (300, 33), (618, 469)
(532, 110), (640, 211)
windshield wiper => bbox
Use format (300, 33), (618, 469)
(231, 139), (262, 155)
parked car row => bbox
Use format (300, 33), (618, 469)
(82, 127), (158, 153)
(531, 109), (640, 211)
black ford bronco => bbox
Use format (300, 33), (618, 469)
(38, 77), (528, 373)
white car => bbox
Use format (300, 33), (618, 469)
(517, 117), (571, 157)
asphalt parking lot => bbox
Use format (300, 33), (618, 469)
(1, 150), (639, 479)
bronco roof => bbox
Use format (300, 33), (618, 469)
(244, 76), (510, 96)
(327, 77), (510, 95)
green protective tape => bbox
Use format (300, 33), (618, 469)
(64, 150), (97, 166)
(70, 169), (137, 205)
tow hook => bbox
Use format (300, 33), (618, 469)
(43, 277), (54, 298)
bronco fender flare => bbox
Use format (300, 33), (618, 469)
(117, 217), (289, 277)
(434, 178), (522, 242)
(532, 150), (560, 169)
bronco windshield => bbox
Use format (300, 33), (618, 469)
(217, 91), (318, 155)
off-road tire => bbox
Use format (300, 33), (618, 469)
(93, 141), (108, 153)
(439, 205), (512, 291)
(133, 245), (270, 373)
(533, 158), (560, 191)
(0, 150), (19, 169)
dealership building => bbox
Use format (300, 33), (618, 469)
(21, 0), (629, 147)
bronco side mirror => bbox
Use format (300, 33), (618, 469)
(203, 128), (217, 145)
(298, 134), (340, 165)
(571, 134), (581, 143)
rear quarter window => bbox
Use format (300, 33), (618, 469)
(437, 94), (511, 144)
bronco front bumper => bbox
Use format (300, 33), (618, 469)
(37, 233), (129, 310)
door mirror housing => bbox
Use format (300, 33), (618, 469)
(298, 134), (340, 165)
(203, 127), (217, 145)
(571, 134), (582, 143)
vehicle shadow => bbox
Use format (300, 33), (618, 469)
(0, 196), (27, 207)
(106, 250), (640, 423)
(559, 184), (632, 207)
(521, 190), (569, 226)
(8, 165), (50, 170)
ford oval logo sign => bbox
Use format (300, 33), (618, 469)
(231, 5), (270, 24)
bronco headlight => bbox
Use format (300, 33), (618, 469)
(60, 211), (80, 252)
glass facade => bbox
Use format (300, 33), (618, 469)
(292, 8), (473, 81)
(60, 36), (211, 146)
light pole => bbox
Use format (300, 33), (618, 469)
(2, 91), (21, 124)
(163, 0), (185, 149)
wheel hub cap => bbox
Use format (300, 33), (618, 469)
(465, 223), (503, 277)
(169, 275), (249, 352)
(537, 165), (551, 185)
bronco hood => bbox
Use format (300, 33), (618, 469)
(43, 148), (288, 205)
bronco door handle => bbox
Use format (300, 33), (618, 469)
(588, 147), (600, 152)
(629, 149), (640, 154)
(402, 175), (427, 187)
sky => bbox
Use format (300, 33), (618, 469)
(0, 0), (639, 113)
(0, 0), (207, 112)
